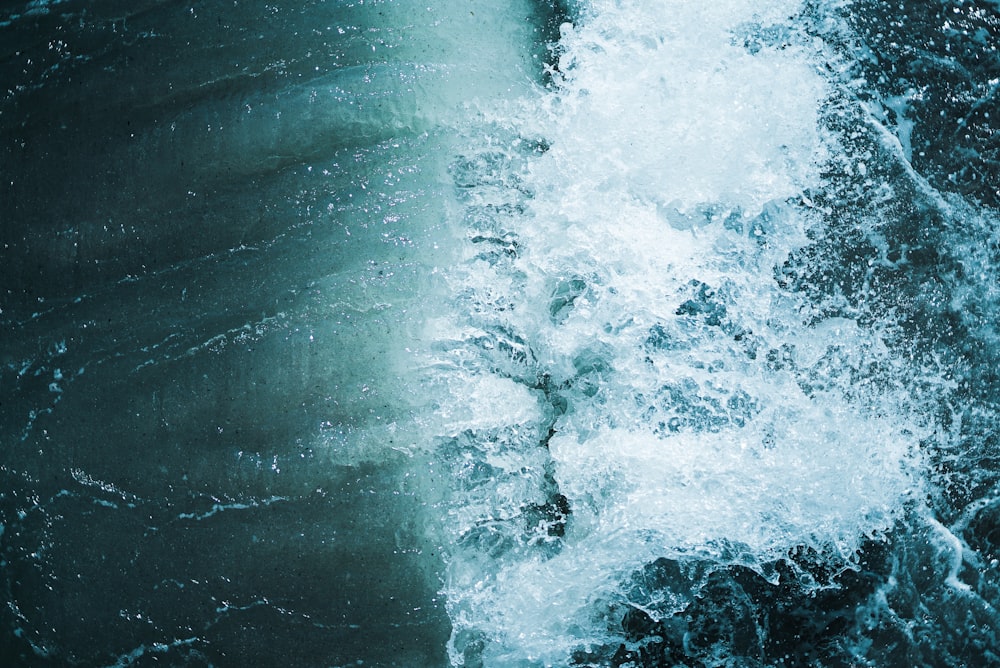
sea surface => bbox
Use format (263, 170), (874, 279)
(1, 1), (999, 666)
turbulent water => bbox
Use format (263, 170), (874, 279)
(2, 0), (999, 666)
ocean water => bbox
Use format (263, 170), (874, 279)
(1, 0), (999, 666)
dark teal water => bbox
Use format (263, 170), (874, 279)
(2, 1), (999, 666)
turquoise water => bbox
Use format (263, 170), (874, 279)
(2, 1), (999, 666)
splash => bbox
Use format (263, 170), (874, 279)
(427, 0), (937, 664)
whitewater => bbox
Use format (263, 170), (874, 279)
(430, 0), (1000, 664)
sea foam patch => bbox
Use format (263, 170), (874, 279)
(433, 0), (930, 664)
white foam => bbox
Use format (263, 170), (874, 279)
(433, 0), (930, 663)
(536, 0), (828, 214)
